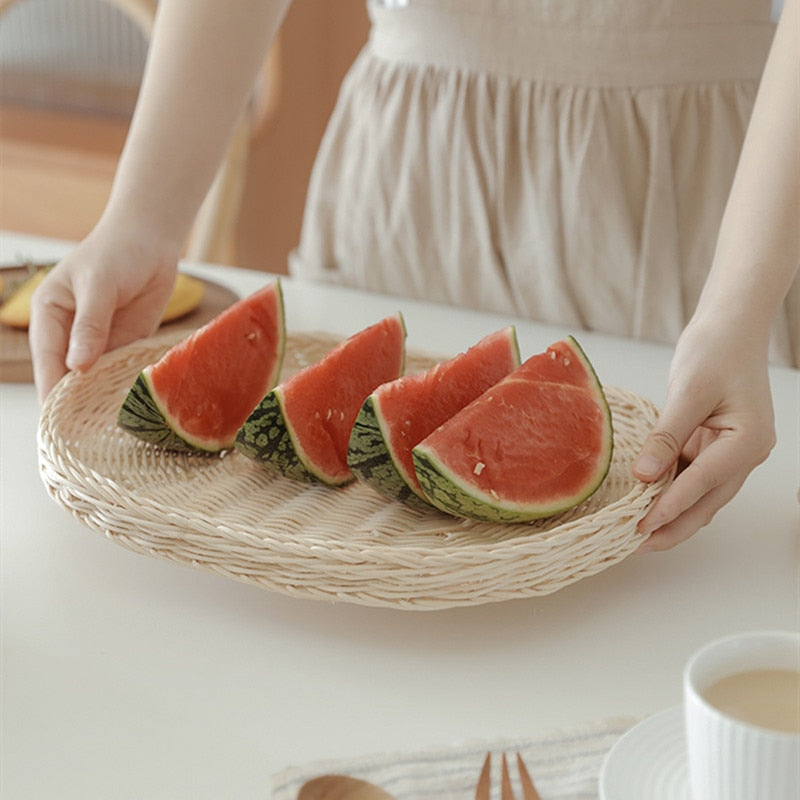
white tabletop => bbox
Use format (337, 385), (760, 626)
(2, 231), (798, 799)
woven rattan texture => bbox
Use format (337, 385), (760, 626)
(38, 330), (671, 609)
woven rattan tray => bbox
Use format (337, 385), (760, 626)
(38, 330), (671, 610)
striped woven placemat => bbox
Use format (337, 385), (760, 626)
(271, 716), (639, 800)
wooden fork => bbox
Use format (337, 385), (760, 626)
(474, 752), (542, 800)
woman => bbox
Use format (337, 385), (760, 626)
(29, 0), (799, 550)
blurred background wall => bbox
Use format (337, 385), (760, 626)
(0, 0), (369, 274)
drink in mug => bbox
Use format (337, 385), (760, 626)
(684, 630), (800, 800)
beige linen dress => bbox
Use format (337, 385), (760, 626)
(289, 0), (798, 366)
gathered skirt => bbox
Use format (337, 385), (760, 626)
(290, 0), (798, 366)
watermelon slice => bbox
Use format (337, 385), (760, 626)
(412, 336), (613, 523)
(347, 327), (520, 506)
(235, 314), (406, 485)
(118, 280), (285, 452)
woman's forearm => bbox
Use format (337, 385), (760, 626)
(632, 0), (798, 550)
(102, 0), (292, 250)
(693, 0), (799, 339)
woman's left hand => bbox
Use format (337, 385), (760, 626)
(632, 319), (776, 552)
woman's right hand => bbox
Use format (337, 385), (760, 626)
(29, 0), (292, 403)
(29, 221), (180, 404)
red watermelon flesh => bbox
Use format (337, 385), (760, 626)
(143, 280), (284, 450)
(351, 327), (520, 500)
(274, 313), (406, 483)
(412, 337), (613, 522)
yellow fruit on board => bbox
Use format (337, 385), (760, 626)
(0, 270), (205, 329)
(161, 273), (205, 323)
(0, 269), (47, 329)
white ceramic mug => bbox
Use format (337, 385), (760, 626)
(684, 630), (800, 800)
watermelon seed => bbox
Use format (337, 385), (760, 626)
(473, 461), (486, 476)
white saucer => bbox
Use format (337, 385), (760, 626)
(599, 706), (690, 800)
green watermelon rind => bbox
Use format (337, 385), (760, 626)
(411, 336), (614, 524)
(348, 395), (430, 508)
(117, 370), (218, 453)
(412, 441), (610, 523)
(234, 387), (353, 486)
(564, 336), (614, 482)
(259, 279), (287, 391)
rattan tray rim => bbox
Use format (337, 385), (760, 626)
(37, 329), (671, 608)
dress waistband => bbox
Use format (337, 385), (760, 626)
(367, 2), (776, 87)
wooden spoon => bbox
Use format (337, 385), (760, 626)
(296, 774), (395, 800)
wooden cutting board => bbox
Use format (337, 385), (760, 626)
(0, 266), (239, 383)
